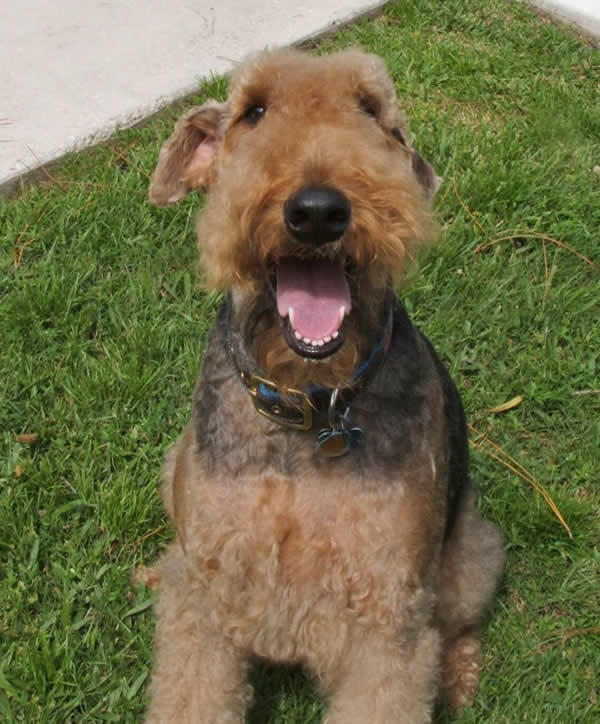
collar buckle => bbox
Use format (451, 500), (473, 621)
(248, 375), (313, 430)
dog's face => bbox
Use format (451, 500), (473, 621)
(150, 49), (439, 376)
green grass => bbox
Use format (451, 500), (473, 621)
(1, 0), (599, 720)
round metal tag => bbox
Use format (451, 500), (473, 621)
(316, 426), (363, 458)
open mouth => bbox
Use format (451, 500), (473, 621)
(276, 256), (351, 359)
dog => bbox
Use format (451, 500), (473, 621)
(142, 47), (505, 723)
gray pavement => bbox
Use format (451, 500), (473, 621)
(533, 0), (600, 40)
(1, 0), (385, 195)
(2, 0), (598, 196)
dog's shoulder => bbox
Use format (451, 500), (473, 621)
(411, 313), (471, 541)
(365, 300), (470, 538)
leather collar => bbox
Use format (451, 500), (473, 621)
(226, 297), (394, 431)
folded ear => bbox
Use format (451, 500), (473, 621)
(391, 126), (442, 199)
(410, 149), (443, 199)
(149, 101), (227, 206)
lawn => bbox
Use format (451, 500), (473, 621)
(1, 0), (599, 721)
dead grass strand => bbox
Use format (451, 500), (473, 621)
(474, 232), (600, 271)
(452, 177), (487, 235)
(531, 626), (600, 655)
(469, 423), (572, 538)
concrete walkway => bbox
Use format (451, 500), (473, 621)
(1, 0), (598, 196)
(1, 0), (386, 195)
(533, 0), (600, 40)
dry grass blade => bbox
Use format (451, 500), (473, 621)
(40, 164), (68, 191)
(531, 626), (600, 655)
(469, 423), (572, 538)
(452, 177), (486, 235)
(15, 433), (39, 444)
(12, 201), (51, 268)
(134, 525), (167, 545)
(489, 396), (523, 414)
(474, 231), (600, 271)
(108, 140), (150, 179)
(14, 238), (36, 268)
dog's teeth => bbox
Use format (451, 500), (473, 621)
(324, 336), (331, 343)
(303, 337), (311, 344)
(295, 331), (302, 340)
(332, 331), (339, 339)
(339, 305), (346, 322)
(288, 307), (294, 325)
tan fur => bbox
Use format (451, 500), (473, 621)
(150, 48), (438, 388)
(197, 51), (437, 293)
(143, 47), (504, 723)
(253, 314), (363, 390)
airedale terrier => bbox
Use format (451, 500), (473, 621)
(143, 48), (505, 723)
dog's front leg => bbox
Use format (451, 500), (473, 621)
(323, 627), (440, 724)
(144, 544), (252, 724)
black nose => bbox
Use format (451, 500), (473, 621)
(284, 185), (351, 246)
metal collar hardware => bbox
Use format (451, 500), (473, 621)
(248, 375), (314, 430)
(226, 294), (394, 451)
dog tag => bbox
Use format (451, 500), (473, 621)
(316, 425), (363, 458)
(315, 388), (363, 458)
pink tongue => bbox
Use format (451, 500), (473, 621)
(276, 257), (351, 340)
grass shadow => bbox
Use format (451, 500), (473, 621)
(247, 661), (322, 723)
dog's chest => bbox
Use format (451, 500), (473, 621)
(185, 371), (447, 585)
(180, 453), (442, 656)
(188, 329), (449, 546)
(178, 320), (448, 656)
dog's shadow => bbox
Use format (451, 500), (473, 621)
(246, 660), (458, 723)
(247, 661), (322, 723)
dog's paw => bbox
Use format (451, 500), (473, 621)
(132, 565), (162, 590)
(440, 635), (482, 711)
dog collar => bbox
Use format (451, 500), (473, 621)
(227, 300), (394, 435)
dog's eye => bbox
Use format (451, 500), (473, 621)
(391, 127), (408, 146)
(241, 104), (266, 126)
(358, 96), (379, 119)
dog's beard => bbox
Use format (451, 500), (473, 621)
(232, 274), (384, 390)
(253, 313), (363, 390)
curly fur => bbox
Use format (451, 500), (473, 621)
(142, 47), (504, 723)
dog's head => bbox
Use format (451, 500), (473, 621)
(150, 49), (440, 382)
